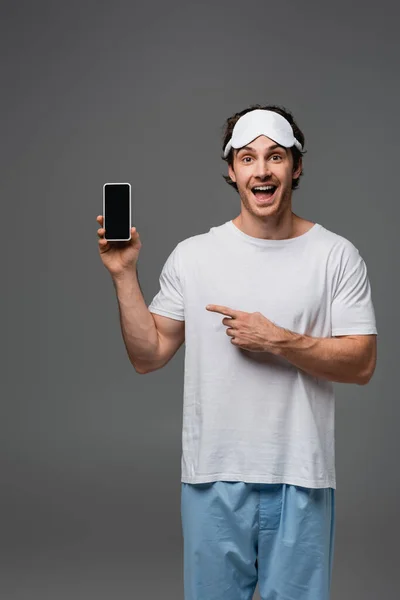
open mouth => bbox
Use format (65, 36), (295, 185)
(251, 185), (277, 203)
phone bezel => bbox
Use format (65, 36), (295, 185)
(103, 182), (131, 242)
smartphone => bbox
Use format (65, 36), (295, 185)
(103, 182), (131, 241)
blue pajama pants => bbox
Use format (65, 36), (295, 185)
(181, 481), (335, 600)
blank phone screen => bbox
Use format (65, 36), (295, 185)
(104, 183), (131, 240)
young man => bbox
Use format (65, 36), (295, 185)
(97, 104), (377, 600)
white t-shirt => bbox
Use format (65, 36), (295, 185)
(148, 220), (377, 489)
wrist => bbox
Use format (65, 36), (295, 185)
(271, 327), (303, 356)
(111, 267), (138, 288)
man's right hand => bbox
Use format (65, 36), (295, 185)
(96, 215), (142, 279)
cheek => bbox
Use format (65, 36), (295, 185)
(275, 166), (292, 184)
(234, 172), (249, 189)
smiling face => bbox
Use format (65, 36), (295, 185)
(228, 135), (303, 219)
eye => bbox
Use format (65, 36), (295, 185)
(271, 154), (283, 161)
(241, 156), (253, 163)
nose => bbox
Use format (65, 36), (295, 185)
(254, 158), (272, 179)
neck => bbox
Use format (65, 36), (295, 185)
(233, 209), (311, 241)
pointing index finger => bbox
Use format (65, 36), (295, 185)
(206, 305), (236, 318)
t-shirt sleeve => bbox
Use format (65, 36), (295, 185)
(331, 242), (377, 336)
(148, 243), (185, 321)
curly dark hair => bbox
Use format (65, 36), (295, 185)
(221, 104), (306, 192)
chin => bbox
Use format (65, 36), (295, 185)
(250, 195), (278, 212)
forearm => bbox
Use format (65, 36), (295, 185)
(274, 331), (371, 385)
(112, 269), (159, 370)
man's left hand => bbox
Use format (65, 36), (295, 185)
(206, 304), (289, 353)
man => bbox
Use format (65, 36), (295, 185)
(96, 104), (377, 600)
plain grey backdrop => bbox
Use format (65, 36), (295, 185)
(2, 0), (399, 598)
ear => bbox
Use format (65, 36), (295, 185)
(228, 162), (236, 183)
(292, 156), (303, 181)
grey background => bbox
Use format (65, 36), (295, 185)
(1, 0), (399, 598)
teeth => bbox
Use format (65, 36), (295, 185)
(253, 185), (274, 191)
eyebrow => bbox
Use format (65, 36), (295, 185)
(236, 143), (286, 154)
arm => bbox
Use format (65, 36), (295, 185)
(275, 240), (378, 385)
(275, 331), (377, 385)
(112, 270), (159, 372)
(113, 270), (185, 374)
(138, 312), (185, 374)
(206, 304), (377, 386)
